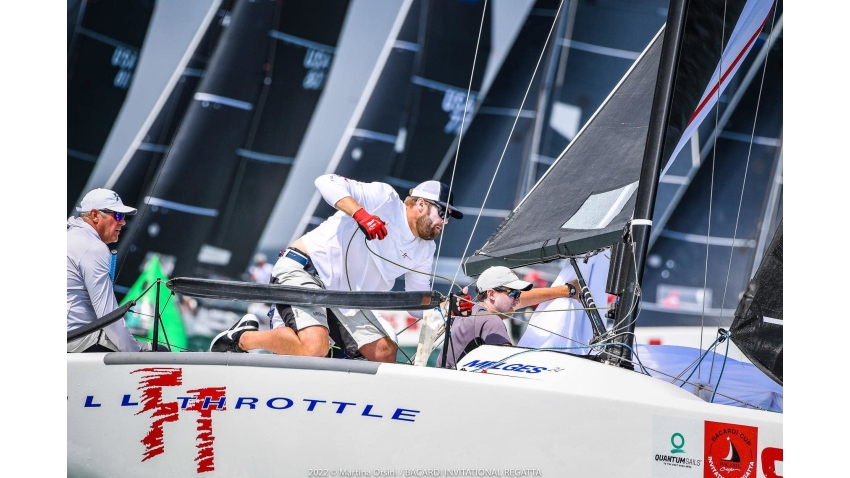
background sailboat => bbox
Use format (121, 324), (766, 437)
(107, 1), (234, 261)
(64, 0), (787, 473)
(67, 0), (156, 214)
(113, 0), (351, 292)
(436, 0), (669, 292)
(298, 0), (492, 240)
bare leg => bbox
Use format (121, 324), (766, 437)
(359, 337), (398, 363)
(239, 325), (329, 357)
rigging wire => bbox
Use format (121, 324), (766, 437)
(445, 0), (568, 292)
(698, 0), (729, 372)
(432, 0), (490, 290)
(717, 2), (780, 334)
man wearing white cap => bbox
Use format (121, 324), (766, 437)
(211, 174), (471, 362)
(68, 188), (143, 352)
(437, 266), (579, 369)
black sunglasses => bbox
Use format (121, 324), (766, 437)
(100, 210), (126, 221)
(423, 199), (448, 218)
(493, 287), (521, 300)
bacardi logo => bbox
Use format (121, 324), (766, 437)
(703, 421), (758, 478)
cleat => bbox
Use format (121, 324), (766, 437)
(209, 314), (259, 352)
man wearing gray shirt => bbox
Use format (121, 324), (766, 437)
(67, 188), (143, 352)
(438, 266), (577, 368)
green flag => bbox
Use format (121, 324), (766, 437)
(120, 254), (188, 351)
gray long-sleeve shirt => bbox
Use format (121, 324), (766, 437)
(67, 216), (140, 352)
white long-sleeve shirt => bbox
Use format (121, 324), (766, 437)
(303, 175), (435, 301)
(67, 216), (141, 352)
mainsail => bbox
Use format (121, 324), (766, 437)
(730, 220), (782, 385)
(464, 0), (775, 276)
(114, 0), (351, 289)
(300, 0), (421, 234)
(67, 0), (155, 214)
(108, 2), (234, 220)
(384, 0), (491, 196)
(438, 0), (667, 286)
(296, 0), (492, 242)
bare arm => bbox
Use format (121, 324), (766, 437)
(515, 280), (580, 310)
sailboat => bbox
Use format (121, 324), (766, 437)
(67, 0), (156, 214)
(67, 0), (783, 475)
(112, 0), (352, 293)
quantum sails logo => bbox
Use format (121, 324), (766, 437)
(654, 432), (702, 469)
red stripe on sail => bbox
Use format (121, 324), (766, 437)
(687, 12), (771, 125)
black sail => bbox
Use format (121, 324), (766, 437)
(440, 0), (667, 285)
(384, 0), (491, 195)
(302, 0), (422, 233)
(434, 0), (566, 283)
(464, 0), (764, 276)
(67, 0), (155, 214)
(109, 2), (234, 219)
(730, 221), (782, 385)
(115, 0), (350, 289)
(299, 0), (491, 238)
(202, 0), (351, 278)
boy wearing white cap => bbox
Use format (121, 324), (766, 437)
(67, 188), (142, 352)
(211, 174), (470, 362)
(437, 266), (579, 368)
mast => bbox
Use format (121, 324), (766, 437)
(607, 0), (689, 367)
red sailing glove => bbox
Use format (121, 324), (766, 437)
(450, 295), (473, 316)
(352, 208), (388, 240)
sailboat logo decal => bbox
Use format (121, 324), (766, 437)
(723, 437), (741, 462)
(704, 421), (758, 478)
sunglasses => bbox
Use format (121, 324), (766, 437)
(494, 287), (521, 300)
(424, 199), (448, 220)
(100, 210), (126, 221)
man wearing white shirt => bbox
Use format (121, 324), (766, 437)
(211, 174), (466, 362)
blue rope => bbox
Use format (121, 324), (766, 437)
(109, 250), (117, 283)
(678, 335), (724, 387)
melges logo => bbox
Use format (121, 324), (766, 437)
(704, 421), (758, 478)
(459, 359), (553, 374)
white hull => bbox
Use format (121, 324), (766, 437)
(68, 346), (782, 477)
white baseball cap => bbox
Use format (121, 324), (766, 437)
(475, 266), (533, 294)
(76, 188), (137, 215)
(409, 180), (463, 219)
